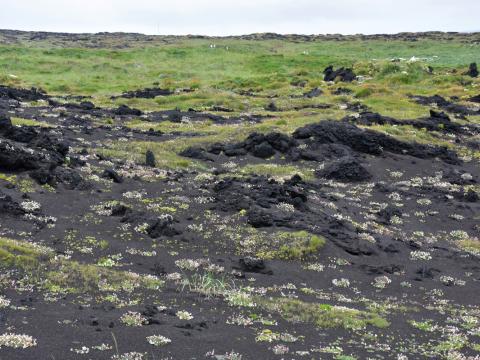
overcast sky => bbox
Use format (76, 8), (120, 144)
(0, 0), (478, 36)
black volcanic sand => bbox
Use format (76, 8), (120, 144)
(0, 85), (479, 360)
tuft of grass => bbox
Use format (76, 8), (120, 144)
(11, 117), (53, 128)
(236, 163), (315, 181)
(180, 272), (233, 298)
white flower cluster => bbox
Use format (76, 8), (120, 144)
(410, 250), (432, 261)
(134, 222), (150, 234)
(0, 333), (37, 349)
(176, 310), (194, 320)
(20, 200), (41, 212)
(303, 263), (325, 272)
(0, 296), (11, 308)
(122, 190), (145, 199)
(372, 276), (392, 289)
(120, 311), (148, 327)
(70, 346), (89, 354)
(332, 278), (350, 288)
(146, 335), (171, 347)
(450, 230), (469, 241)
(111, 352), (146, 360)
(276, 202), (295, 213)
(272, 344), (290, 355)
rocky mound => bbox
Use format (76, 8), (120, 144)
(293, 120), (460, 164)
(0, 85), (48, 102)
(180, 119), (461, 165)
(0, 115), (68, 172)
(315, 157), (372, 182)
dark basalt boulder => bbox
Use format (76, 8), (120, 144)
(0, 140), (46, 171)
(0, 191), (24, 216)
(236, 257), (273, 275)
(247, 207), (274, 228)
(377, 205), (403, 224)
(147, 217), (181, 238)
(252, 141), (275, 159)
(101, 169), (124, 183)
(333, 87), (353, 95)
(114, 104), (143, 116)
(464, 63), (478, 78)
(324, 66), (356, 82)
(303, 87), (323, 98)
(145, 150), (156, 167)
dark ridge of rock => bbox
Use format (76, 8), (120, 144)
(468, 94), (480, 103)
(303, 87), (323, 98)
(0, 85), (48, 102)
(114, 104), (143, 116)
(213, 175), (308, 214)
(292, 120), (460, 164)
(209, 106), (234, 112)
(51, 100), (97, 111)
(333, 87), (353, 95)
(344, 110), (479, 135)
(323, 66), (356, 82)
(359, 264), (404, 275)
(238, 132), (297, 156)
(0, 140), (51, 171)
(179, 147), (215, 162)
(464, 63), (478, 78)
(345, 101), (369, 112)
(113, 87), (174, 99)
(410, 94), (479, 116)
(315, 157), (372, 182)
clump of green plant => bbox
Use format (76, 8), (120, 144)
(258, 298), (389, 330)
(256, 231), (326, 260)
(456, 238), (480, 255)
(0, 237), (51, 270)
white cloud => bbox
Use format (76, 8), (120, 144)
(0, 0), (478, 35)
